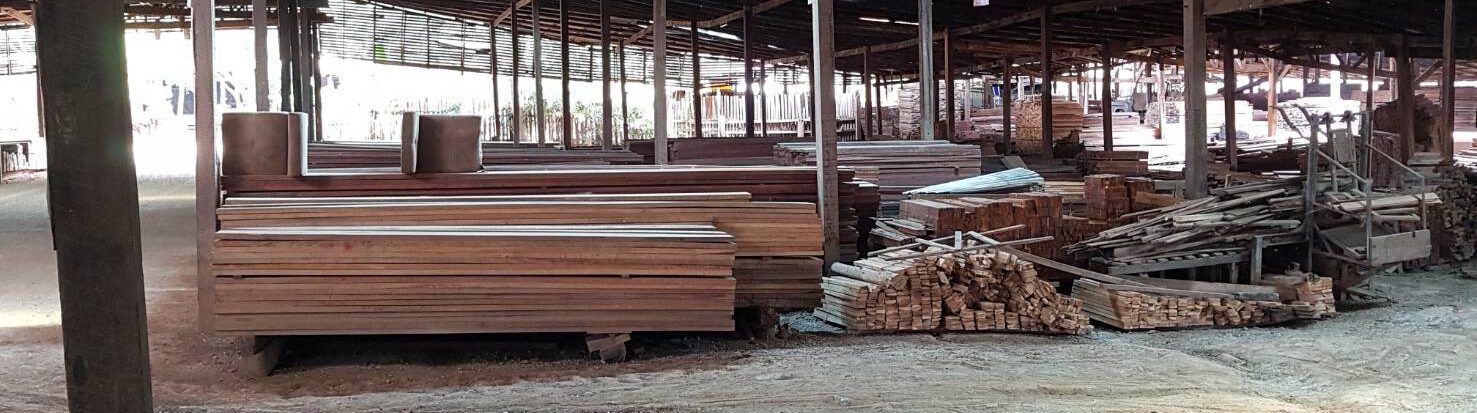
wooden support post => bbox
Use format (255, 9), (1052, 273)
(761, 63), (769, 137)
(37, 0), (155, 410)
(297, 4), (317, 141)
(1220, 34), (1237, 171)
(1040, 5), (1054, 155)
(532, 0), (546, 147)
(813, 0), (840, 265)
(1102, 42), (1115, 151)
(862, 46), (872, 139)
(560, 0), (572, 148)
(691, 20), (702, 139)
(1183, 0), (1209, 199)
(1250, 235), (1265, 284)
(1365, 48), (1377, 116)
(743, 4), (756, 138)
(490, 24), (503, 141)
(277, 0), (296, 111)
(1266, 58), (1277, 139)
(1397, 37), (1415, 163)
(918, 0), (936, 141)
(1002, 58), (1014, 154)
(874, 73), (883, 135)
(1442, 0), (1457, 162)
(653, 0), (668, 164)
(944, 29), (956, 140)
(620, 42), (629, 144)
(253, 0), (269, 111)
(512, 11), (523, 143)
(600, 0), (612, 150)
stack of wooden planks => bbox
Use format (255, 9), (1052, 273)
(220, 166), (872, 261)
(817, 249), (1091, 334)
(1072, 278), (1293, 330)
(628, 136), (808, 165)
(1012, 97), (1085, 155)
(1084, 175), (1131, 221)
(875, 194), (1066, 261)
(307, 142), (644, 168)
(1262, 272), (1337, 320)
(210, 225), (738, 335)
(216, 193), (825, 309)
(1076, 151), (1149, 176)
(1437, 166), (1477, 261)
(774, 141), (982, 203)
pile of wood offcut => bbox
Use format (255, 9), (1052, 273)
(1012, 97), (1085, 155)
(817, 246), (1092, 334)
(209, 225), (738, 335)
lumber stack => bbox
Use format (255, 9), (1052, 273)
(1084, 175), (1131, 221)
(1072, 279), (1292, 330)
(628, 136), (809, 165)
(1076, 151), (1149, 176)
(1012, 97), (1084, 155)
(307, 142), (644, 168)
(817, 249), (1091, 334)
(774, 141), (983, 202)
(1436, 166), (1477, 261)
(219, 166), (870, 261)
(209, 225), (738, 335)
(1262, 272), (1337, 320)
(216, 196), (826, 308)
(873, 193), (1068, 267)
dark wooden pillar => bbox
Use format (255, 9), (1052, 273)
(1040, 5), (1054, 155)
(1441, 0), (1457, 162)
(944, 29), (956, 140)
(813, 0), (840, 265)
(1101, 42), (1115, 151)
(653, 0), (668, 163)
(1002, 58), (1014, 154)
(512, 10), (523, 143)
(37, 1), (154, 410)
(1220, 35), (1236, 171)
(691, 20), (703, 138)
(918, 0), (936, 140)
(600, 0), (612, 150)
(743, 4), (756, 138)
(760, 62), (769, 137)
(560, 0), (572, 148)
(862, 46), (873, 139)
(1183, 0), (1209, 199)
(490, 23), (503, 140)
(532, 0), (546, 147)
(253, 0), (269, 111)
(620, 42), (630, 144)
(1398, 36), (1415, 162)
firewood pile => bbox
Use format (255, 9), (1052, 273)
(1436, 166), (1477, 261)
(1066, 178), (1306, 261)
(817, 248), (1092, 334)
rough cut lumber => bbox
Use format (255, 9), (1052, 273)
(308, 142), (644, 168)
(816, 248), (1091, 334)
(1071, 278), (1294, 330)
(209, 225), (737, 335)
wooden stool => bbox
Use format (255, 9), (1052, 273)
(401, 113), (483, 174)
(221, 112), (307, 176)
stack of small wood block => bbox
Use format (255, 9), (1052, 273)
(1262, 272), (1337, 320)
(878, 193), (1066, 262)
(1085, 175), (1131, 221)
(1076, 151), (1149, 176)
(817, 249), (1092, 334)
(216, 192), (825, 309)
(1072, 279), (1293, 330)
(209, 225), (738, 335)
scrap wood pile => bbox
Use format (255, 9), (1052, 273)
(816, 240), (1091, 334)
(773, 141), (982, 203)
(1436, 166), (1477, 261)
(1066, 178), (1308, 264)
(209, 225), (738, 335)
(307, 142), (644, 168)
(221, 166), (876, 262)
(216, 192), (825, 308)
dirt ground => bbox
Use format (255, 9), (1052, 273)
(4, 175), (1477, 413)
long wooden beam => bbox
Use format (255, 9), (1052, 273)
(624, 0), (794, 43)
(1205, 0), (1316, 15)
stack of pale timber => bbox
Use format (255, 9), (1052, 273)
(1072, 279), (1293, 330)
(220, 166), (871, 261)
(209, 225), (738, 335)
(307, 142), (644, 168)
(1437, 166), (1477, 261)
(216, 195), (825, 309)
(1012, 97), (1084, 155)
(1418, 86), (1477, 132)
(773, 141), (983, 202)
(817, 249), (1091, 334)
(1076, 151), (1149, 176)
(1084, 175), (1131, 221)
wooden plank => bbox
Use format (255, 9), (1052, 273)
(1368, 230), (1433, 266)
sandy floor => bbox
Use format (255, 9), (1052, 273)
(4, 175), (1477, 413)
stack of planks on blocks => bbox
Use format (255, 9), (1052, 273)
(1076, 151), (1149, 176)
(818, 248), (1091, 334)
(216, 192), (825, 309)
(1072, 279), (1293, 330)
(307, 142), (644, 168)
(221, 166), (876, 261)
(773, 141), (982, 204)
(1011, 97), (1084, 155)
(210, 225), (738, 335)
